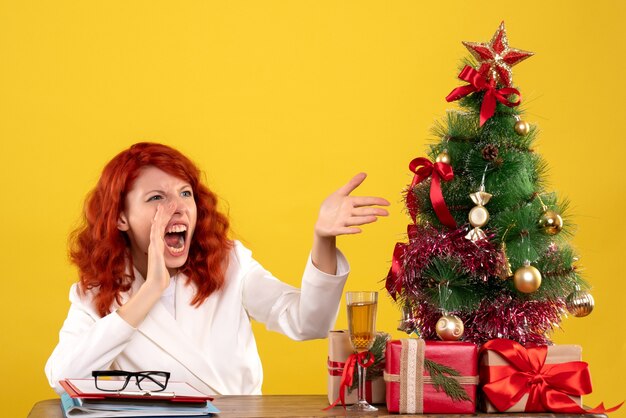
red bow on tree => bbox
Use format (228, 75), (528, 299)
(446, 65), (521, 126)
(385, 224), (418, 300)
(481, 339), (622, 414)
(406, 157), (456, 229)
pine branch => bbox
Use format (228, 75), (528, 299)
(421, 257), (485, 311)
(424, 359), (471, 402)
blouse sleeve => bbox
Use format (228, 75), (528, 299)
(44, 284), (137, 394)
(240, 242), (350, 340)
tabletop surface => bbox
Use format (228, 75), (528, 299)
(28, 395), (608, 418)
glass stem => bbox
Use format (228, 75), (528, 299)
(357, 363), (367, 403)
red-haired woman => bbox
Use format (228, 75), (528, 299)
(45, 142), (389, 395)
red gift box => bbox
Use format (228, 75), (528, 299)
(480, 339), (582, 413)
(478, 339), (622, 414)
(384, 339), (478, 414)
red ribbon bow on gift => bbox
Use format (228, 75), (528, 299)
(406, 157), (456, 229)
(325, 351), (375, 410)
(481, 339), (622, 414)
(446, 65), (521, 126)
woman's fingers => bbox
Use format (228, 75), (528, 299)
(148, 203), (175, 259)
(150, 203), (176, 241)
(146, 203), (176, 289)
(336, 173), (368, 196)
(352, 196), (391, 208)
(352, 206), (390, 217)
(337, 226), (362, 235)
(344, 215), (378, 227)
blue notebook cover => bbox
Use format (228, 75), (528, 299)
(60, 391), (219, 417)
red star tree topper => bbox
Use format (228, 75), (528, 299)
(462, 21), (533, 87)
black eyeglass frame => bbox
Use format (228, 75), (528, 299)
(91, 370), (171, 392)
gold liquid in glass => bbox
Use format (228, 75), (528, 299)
(345, 291), (378, 412)
(347, 301), (376, 352)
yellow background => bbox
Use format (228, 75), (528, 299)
(1, 1), (624, 416)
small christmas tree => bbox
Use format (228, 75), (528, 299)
(386, 22), (594, 346)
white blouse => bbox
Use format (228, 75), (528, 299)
(45, 241), (349, 395)
(160, 275), (177, 317)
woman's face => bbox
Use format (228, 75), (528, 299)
(117, 166), (197, 278)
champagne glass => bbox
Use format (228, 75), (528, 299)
(346, 291), (378, 412)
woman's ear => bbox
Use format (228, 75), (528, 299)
(117, 212), (130, 231)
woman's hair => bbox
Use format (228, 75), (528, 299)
(70, 142), (232, 316)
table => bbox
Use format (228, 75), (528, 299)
(28, 395), (608, 418)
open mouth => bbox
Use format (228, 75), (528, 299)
(164, 224), (187, 254)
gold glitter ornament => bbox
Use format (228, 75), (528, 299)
(435, 314), (464, 341)
(499, 243), (513, 280)
(436, 149), (451, 165)
(513, 261), (542, 293)
(539, 209), (563, 235)
(566, 286), (594, 317)
(514, 118), (530, 136)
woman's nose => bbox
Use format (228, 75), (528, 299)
(171, 195), (185, 214)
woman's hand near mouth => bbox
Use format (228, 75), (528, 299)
(117, 202), (176, 327)
(147, 202), (177, 292)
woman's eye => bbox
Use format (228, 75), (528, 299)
(147, 195), (163, 202)
(181, 190), (193, 198)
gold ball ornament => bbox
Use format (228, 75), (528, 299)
(513, 263), (542, 293)
(514, 119), (530, 136)
(435, 314), (464, 341)
(566, 289), (594, 317)
(435, 150), (451, 165)
(539, 210), (563, 235)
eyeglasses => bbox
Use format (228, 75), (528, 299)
(92, 370), (171, 392)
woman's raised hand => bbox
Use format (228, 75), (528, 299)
(314, 173), (390, 238)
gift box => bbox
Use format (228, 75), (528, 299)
(384, 339), (478, 414)
(480, 338), (585, 413)
(327, 330), (386, 405)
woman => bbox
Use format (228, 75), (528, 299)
(45, 142), (389, 395)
